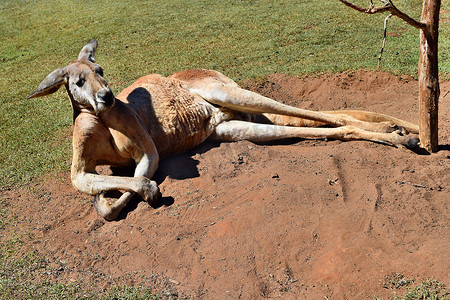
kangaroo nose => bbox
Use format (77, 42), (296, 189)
(97, 89), (114, 106)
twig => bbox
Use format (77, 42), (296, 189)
(396, 180), (427, 189)
(378, 13), (392, 69)
(443, 90), (450, 98)
(367, 0), (374, 13)
(338, 0), (426, 30)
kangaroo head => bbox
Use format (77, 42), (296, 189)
(28, 39), (115, 119)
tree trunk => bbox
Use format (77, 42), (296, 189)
(418, 0), (440, 152)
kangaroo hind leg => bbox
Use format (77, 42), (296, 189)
(212, 120), (420, 148)
(173, 69), (418, 135)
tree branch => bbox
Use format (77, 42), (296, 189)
(338, 0), (427, 30)
(378, 13), (392, 69)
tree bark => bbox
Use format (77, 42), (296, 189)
(418, 0), (440, 152)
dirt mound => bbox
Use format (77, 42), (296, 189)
(4, 71), (449, 299)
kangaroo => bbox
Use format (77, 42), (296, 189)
(28, 40), (419, 220)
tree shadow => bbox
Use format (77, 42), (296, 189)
(408, 143), (450, 155)
(438, 144), (450, 152)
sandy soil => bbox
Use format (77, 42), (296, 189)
(3, 71), (449, 299)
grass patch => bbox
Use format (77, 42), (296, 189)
(399, 279), (449, 300)
(376, 277), (449, 300)
(382, 273), (416, 290)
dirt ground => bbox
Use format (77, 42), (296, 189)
(3, 71), (449, 299)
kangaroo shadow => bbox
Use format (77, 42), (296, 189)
(100, 141), (221, 221)
(153, 140), (221, 183)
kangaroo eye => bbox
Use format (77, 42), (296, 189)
(76, 78), (85, 87)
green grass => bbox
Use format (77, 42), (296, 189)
(376, 273), (449, 300)
(0, 0), (449, 298)
(399, 280), (449, 300)
(375, 279), (449, 300)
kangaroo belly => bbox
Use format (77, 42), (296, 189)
(117, 74), (217, 157)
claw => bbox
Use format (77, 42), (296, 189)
(94, 190), (135, 221)
(395, 134), (420, 149)
(381, 121), (411, 136)
(406, 136), (420, 148)
(140, 177), (160, 203)
(94, 192), (116, 221)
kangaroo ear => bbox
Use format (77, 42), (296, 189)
(78, 39), (98, 62)
(27, 68), (67, 99)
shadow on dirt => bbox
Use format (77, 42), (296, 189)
(154, 141), (221, 182)
(99, 141), (223, 219)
